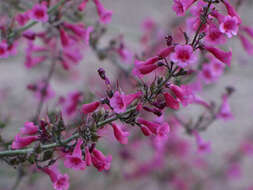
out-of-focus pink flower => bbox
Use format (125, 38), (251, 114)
(16, 12), (30, 26)
(110, 91), (126, 113)
(29, 3), (49, 23)
(241, 26), (253, 39)
(172, 0), (197, 16)
(226, 162), (241, 179)
(204, 45), (232, 66)
(238, 34), (253, 55)
(170, 44), (195, 68)
(158, 46), (174, 58)
(111, 123), (129, 144)
(34, 80), (55, 101)
(25, 54), (47, 68)
(219, 16), (239, 38)
(91, 148), (112, 172)
(163, 92), (180, 110)
(205, 24), (226, 45)
(11, 134), (39, 149)
(200, 63), (218, 84)
(222, 0), (241, 24)
(20, 122), (38, 135)
(210, 9), (225, 24)
(92, 0), (112, 24)
(42, 165), (70, 190)
(59, 28), (70, 47)
(62, 91), (82, 118)
(217, 94), (234, 120)
(82, 101), (100, 114)
(64, 139), (86, 170)
(193, 130), (211, 153)
(0, 41), (9, 58)
(78, 0), (89, 11)
(85, 147), (92, 166)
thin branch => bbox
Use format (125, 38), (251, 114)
(34, 61), (56, 119)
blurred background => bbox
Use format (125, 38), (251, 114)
(1, 0), (253, 189)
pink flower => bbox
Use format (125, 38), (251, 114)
(163, 92), (180, 110)
(110, 91), (126, 113)
(241, 26), (253, 39)
(205, 24), (226, 45)
(16, 12), (30, 26)
(124, 91), (142, 105)
(64, 139), (86, 170)
(62, 91), (82, 118)
(238, 34), (253, 55)
(193, 130), (211, 153)
(29, 3), (49, 23)
(132, 58), (160, 77)
(0, 41), (9, 58)
(136, 63), (159, 75)
(11, 134), (39, 149)
(217, 94), (234, 121)
(59, 28), (70, 47)
(137, 118), (170, 137)
(226, 163), (241, 179)
(92, 0), (112, 24)
(42, 165), (70, 190)
(24, 54), (46, 68)
(200, 63), (219, 84)
(140, 126), (152, 136)
(82, 101), (100, 114)
(85, 147), (92, 166)
(219, 16), (239, 38)
(170, 84), (185, 103)
(158, 46), (174, 58)
(20, 122), (38, 135)
(78, 0), (89, 11)
(34, 80), (55, 101)
(222, 0), (241, 24)
(111, 123), (129, 144)
(172, 0), (197, 16)
(170, 44), (195, 68)
(91, 148), (112, 172)
(204, 45), (232, 66)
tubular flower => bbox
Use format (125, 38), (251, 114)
(111, 123), (129, 144)
(64, 139), (86, 170)
(82, 101), (100, 114)
(42, 165), (70, 190)
(20, 121), (39, 135)
(92, 0), (112, 24)
(91, 148), (112, 172)
(204, 45), (232, 66)
(163, 92), (180, 110)
(11, 134), (39, 149)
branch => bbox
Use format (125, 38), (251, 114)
(0, 106), (137, 158)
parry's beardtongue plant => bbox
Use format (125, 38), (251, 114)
(0, 0), (252, 189)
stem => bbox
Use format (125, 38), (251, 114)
(7, 0), (67, 40)
(191, 0), (212, 47)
